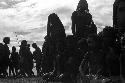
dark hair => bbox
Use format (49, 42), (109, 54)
(21, 40), (27, 46)
(12, 46), (16, 51)
(32, 43), (37, 48)
(3, 37), (10, 44)
(48, 13), (63, 26)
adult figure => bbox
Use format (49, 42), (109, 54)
(47, 13), (66, 76)
(19, 40), (33, 77)
(113, 0), (125, 82)
(32, 43), (42, 76)
(102, 26), (120, 77)
(2, 37), (10, 77)
(9, 46), (20, 77)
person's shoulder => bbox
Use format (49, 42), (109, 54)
(72, 11), (78, 16)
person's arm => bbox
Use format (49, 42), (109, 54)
(47, 18), (51, 37)
(71, 11), (76, 35)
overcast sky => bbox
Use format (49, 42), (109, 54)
(0, 0), (115, 43)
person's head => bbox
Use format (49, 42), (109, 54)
(3, 37), (10, 44)
(48, 13), (62, 25)
(12, 46), (16, 52)
(21, 40), (27, 46)
(76, 0), (89, 12)
(32, 43), (37, 49)
(116, 0), (125, 34)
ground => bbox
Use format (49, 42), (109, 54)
(0, 76), (122, 83)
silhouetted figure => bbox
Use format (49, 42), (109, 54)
(2, 37), (10, 77)
(71, 6), (92, 38)
(42, 36), (54, 74)
(60, 35), (78, 82)
(9, 46), (20, 77)
(18, 40), (33, 77)
(47, 13), (66, 77)
(27, 44), (34, 76)
(113, 0), (125, 82)
(102, 26), (120, 77)
(79, 34), (103, 77)
(120, 34), (125, 81)
(32, 43), (42, 76)
(0, 43), (5, 77)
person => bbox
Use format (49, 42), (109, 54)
(0, 43), (5, 77)
(9, 46), (20, 77)
(102, 26), (120, 77)
(2, 37), (10, 77)
(47, 13), (66, 77)
(42, 36), (54, 74)
(116, 1), (125, 81)
(32, 43), (42, 76)
(18, 40), (33, 77)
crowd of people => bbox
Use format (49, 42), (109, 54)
(0, 0), (125, 82)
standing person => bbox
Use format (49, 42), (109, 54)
(113, 0), (125, 82)
(102, 27), (120, 76)
(47, 13), (66, 77)
(0, 43), (5, 77)
(42, 35), (54, 74)
(2, 37), (10, 77)
(9, 46), (20, 77)
(18, 40), (33, 77)
(32, 43), (42, 76)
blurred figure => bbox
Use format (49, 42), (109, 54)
(113, 0), (125, 82)
(9, 46), (20, 77)
(18, 40), (33, 77)
(42, 35), (54, 74)
(60, 35), (78, 82)
(32, 43), (42, 76)
(102, 26), (120, 77)
(47, 13), (66, 76)
(0, 43), (5, 77)
(79, 34), (104, 77)
(2, 37), (10, 77)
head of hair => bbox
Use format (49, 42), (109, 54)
(32, 43), (37, 48)
(3, 37), (10, 44)
(21, 40), (27, 46)
(48, 13), (63, 27)
(12, 46), (16, 51)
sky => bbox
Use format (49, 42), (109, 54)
(0, 0), (115, 46)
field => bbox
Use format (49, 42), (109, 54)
(0, 76), (122, 83)
(0, 77), (47, 83)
